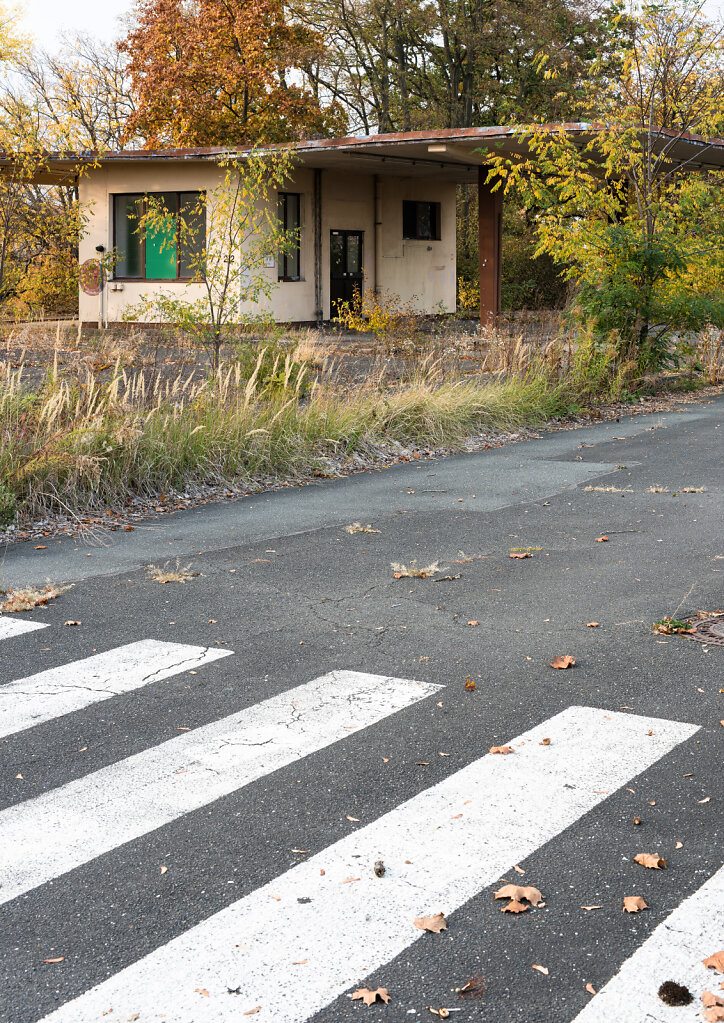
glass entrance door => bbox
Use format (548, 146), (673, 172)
(330, 230), (363, 318)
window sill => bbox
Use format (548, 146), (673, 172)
(110, 278), (200, 284)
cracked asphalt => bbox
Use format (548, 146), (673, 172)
(0, 394), (722, 1023)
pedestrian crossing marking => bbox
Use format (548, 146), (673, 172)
(0, 615), (49, 641)
(35, 705), (699, 1023)
(572, 861), (724, 1022)
(0, 670), (441, 907)
(0, 639), (232, 739)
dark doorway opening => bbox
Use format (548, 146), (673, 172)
(330, 230), (363, 318)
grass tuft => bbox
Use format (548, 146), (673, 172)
(0, 583), (71, 612)
(146, 560), (197, 584)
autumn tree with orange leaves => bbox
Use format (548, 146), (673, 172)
(120, 0), (347, 148)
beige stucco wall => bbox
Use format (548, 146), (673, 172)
(78, 160), (457, 324)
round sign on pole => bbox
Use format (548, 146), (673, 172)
(80, 259), (104, 297)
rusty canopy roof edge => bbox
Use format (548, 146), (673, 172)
(1, 123), (724, 174)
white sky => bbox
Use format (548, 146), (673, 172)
(19, 0), (724, 52)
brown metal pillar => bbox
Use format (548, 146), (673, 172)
(478, 167), (502, 327)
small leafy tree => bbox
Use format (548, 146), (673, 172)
(484, 1), (724, 370)
(126, 150), (297, 368)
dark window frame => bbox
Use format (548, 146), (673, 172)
(402, 200), (441, 241)
(112, 191), (206, 282)
(278, 191), (302, 282)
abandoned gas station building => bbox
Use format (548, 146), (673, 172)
(12, 125), (724, 327)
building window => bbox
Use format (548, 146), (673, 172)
(112, 192), (205, 280)
(402, 200), (441, 241)
(278, 192), (301, 280)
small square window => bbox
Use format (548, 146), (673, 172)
(402, 200), (441, 240)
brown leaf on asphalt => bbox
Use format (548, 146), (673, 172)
(346, 815), (360, 822)
(586, 983), (597, 995)
(490, 745), (514, 755)
(550, 655), (576, 669)
(586, 622), (600, 628)
(532, 965), (549, 975)
(513, 865), (525, 874)
(509, 552), (532, 559)
(42, 957), (64, 963)
(501, 900), (529, 914)
(34, 545), (47, 550)
(676, 841), (683, 849)
(595, 536), (609, 542)
(704, 952), (724, 972)
(464, 678), (477, 691)
(494, 884), (543, 906)
(703, 992), (724, 1008)
(63, 620), (81, 627)
(703, 1007), (724, 1022)
(699, 797), (711, 804)
(351, 987), (391, 1006)
(623, 896), (649, 913)
(581, 906), (601, 911)
(413, 912), (448, 934)
(634, 853), (666, 869)
(467, 620), (479, 626)
(160, 865), (168, 874)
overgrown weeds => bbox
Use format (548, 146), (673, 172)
(0, 583), (71, 612)
(0, 321), (719, 527)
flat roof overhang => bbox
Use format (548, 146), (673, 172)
(2, 124), (723, 186)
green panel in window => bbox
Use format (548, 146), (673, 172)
(145, 193), (177, 279)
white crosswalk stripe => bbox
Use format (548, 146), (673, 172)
(0, 615), (49, 641)
(572, 862), (724, 1023)
(0, 670), (440, 907)
(34, 705), (699, 1023)
(0, 639), (232, 739)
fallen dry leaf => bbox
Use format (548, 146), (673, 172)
(699, 797), (711, 804)
(539, 738), (552, 746)
(414, 912), (448, 934)
(34, 545), (47, 549)
(42, 957), (64, 963)
(595, 536), (609, 542)
(351, 987), (391, 1006)
(623, 896), (649, 913)
(63, 620), (81, 627)
(346, 815), (360, 822)
(464, 678), (477, 691)
(703, 1008), (724, 1022)
(513, 864), (525, 874)
(704, 952), (724, 972)
(586, 983), (597, 995)
(509, 551), (532, 559)
(494, 884), (543, 906)
(490, 745), (514, 755)
(703, 992), (724, 1008)
(550, 655), (576, 669)
(501, 900), (529, 914)
(160, 865), (168, 874)
(342, 877), (360, 884)
(586, 622), (600, 628)
(532, 964), (549, 976)
(676, 841), (683, 849)
(467, 620), (479, 626)
(581, 905), (601, 911)
(242, 1008), (261, 1016)
(195, 989), (210, 997)
(427, 1009), (450, 1018)
(634, 853), (666, 869)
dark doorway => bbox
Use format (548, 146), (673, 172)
(330, 230), (363, 318)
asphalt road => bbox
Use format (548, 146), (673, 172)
(0, 396), (722, 1023)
